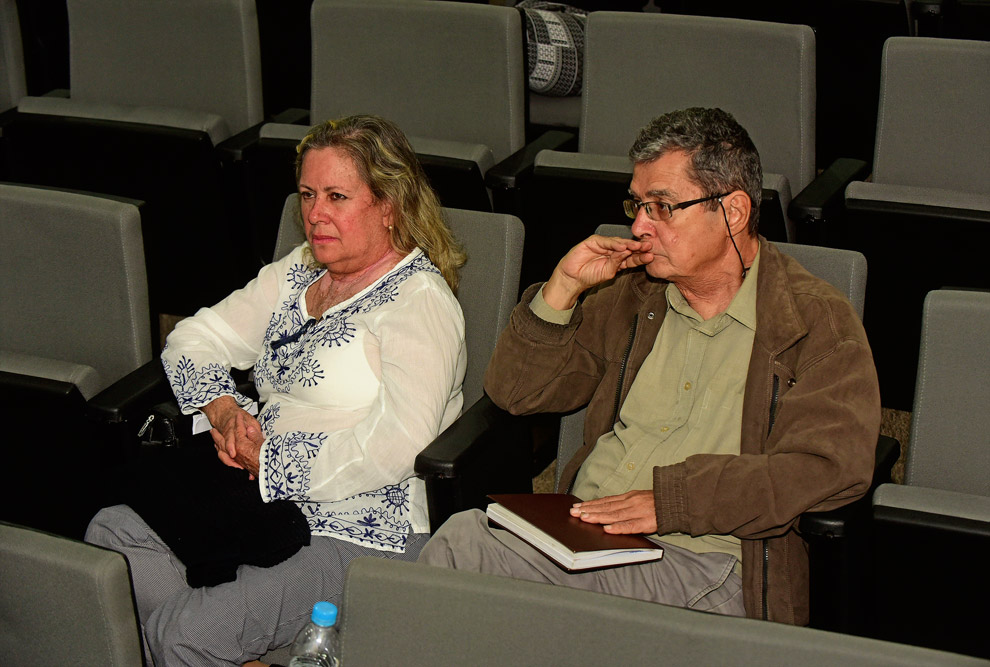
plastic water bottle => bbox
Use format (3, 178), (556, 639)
(288, 601), (340, 667)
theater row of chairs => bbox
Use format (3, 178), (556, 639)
(0, 1), (809, 273)
(0, 183), (524, 538)
(4, 533), (987, 666)
(9, 0), (987, 166)
(2, 175), (987, 658)
(2, 0), (986, 410)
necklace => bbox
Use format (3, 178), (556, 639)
(307, 249), (404, 318)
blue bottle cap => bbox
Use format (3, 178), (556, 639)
(311, 601), (338, 627)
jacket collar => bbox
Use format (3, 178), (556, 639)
(753, 239), (807, 355)
(626, 238), (805, 353)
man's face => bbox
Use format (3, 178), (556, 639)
(627, 150), (730, 284)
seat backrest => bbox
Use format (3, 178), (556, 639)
(0, 522), (143, 665)
(906, 289), (990, 496)
(580, 12), (816, 194)
(556, 226), (867, 491)
(338, 558), (976, 666)
(0, 0), (26, 111)
(273, 195), (524, 409)
(775, 242), (868, 321)
(873, 37), (990, 194)
(309, 0), (525, 164)
(273, 193), (305, 263)
(66, 0), (263, 134)
(0, 184), (151, 395)
(445, 208), (525, 408)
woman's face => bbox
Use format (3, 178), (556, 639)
(298, 146), (394, 275)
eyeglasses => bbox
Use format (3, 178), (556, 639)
(622, 192), (729, 223)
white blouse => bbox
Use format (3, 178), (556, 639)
(162, 245), (466, 551)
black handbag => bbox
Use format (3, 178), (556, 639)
(136, 400), (194, 448)
(119, 405), (311, 588)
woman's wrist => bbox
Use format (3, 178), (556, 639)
(201, 395), (241, 429)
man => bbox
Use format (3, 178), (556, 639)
(418, 107), (880, 625)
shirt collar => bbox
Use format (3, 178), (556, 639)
(665, 245), (761, 332)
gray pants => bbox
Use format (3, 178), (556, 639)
(86, 504), (428, 666)
(419, 509), (745, 615)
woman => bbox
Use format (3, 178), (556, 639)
(86, 115), (467, 665)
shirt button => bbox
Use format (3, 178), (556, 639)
(660, 426), (669, 432)
(684, 381), (692, 391)
(627, 462), (636, 471)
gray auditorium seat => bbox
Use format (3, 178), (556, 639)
(3, 0), (265, 319)
(0, 183), (151, 398)
(869, 288), (990, 659)
(514, 11), (816, 290)
(0, 522), (144, 666)
(791, 36), (990, 411)
(416, 222), (893, 633)
(244, 0), (528, 264)
(336, 557), (984, 666)
(23, 0), (262, 138)
(0, 182), (151, 537)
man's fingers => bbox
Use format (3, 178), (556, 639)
(602, 518), (653, 534)
(570, 491), (657, 533)
(619, 251), (654, 269)
(591, 235), (647, 252)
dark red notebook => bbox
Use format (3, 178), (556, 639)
(487, 493), (663, 571)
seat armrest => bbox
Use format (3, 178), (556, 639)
(415, 395), (533, 532)
(415, 395), (519, 477)
(85, 359), (173, 425)
(217, 119), (267, 162)
(800, 434), (899, 538)
(485, 129), (577, 191)
(217, 108), (310, 162)
(270, 107), (309, 125)
(800, 434), (899, 632)
(788, 158), (869, 243)
(874, 484), (990, 531)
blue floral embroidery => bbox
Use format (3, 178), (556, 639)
(287, 262), (313, 289)
(254, 250), (441, 552)
(264, 431), (326, 500)
(257, 402), (280, 437)
(298, 481), (414, 551)
(162, 349), (243, 412)
(254, 252), (438, 394)
(263, 427), (415, 551)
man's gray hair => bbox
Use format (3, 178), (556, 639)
(629, 108), (763, 235)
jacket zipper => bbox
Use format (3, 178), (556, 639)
(767, 373), (780, 437)
(763, 373), (780, 620)
(611, 314), (638, 427)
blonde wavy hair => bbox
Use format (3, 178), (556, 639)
(295, 115), (466, 292)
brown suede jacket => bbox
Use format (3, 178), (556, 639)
(483, 240), (881, 625)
